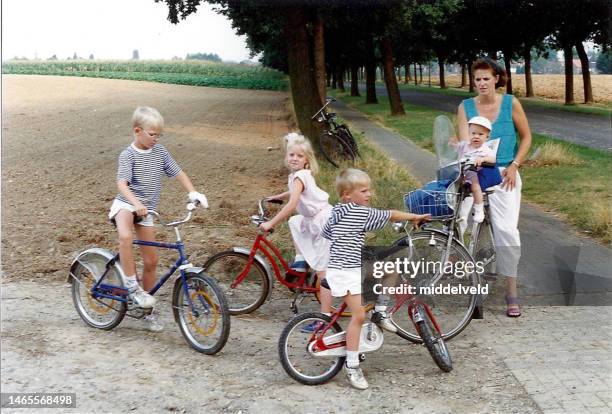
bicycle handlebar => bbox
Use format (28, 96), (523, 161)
(311, 97), (336, 120)
(146, 201), (201, 227)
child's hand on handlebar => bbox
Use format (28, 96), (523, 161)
(134, 202), (148, 217)
(188, 191), (208, 209)
(411, 214), (431, 229)
(259, 221), (273, 233)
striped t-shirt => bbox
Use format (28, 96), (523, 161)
(322, 203), (391, 269)
(115, 143), (182, 210)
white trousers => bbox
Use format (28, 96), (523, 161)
(488, 167), (522, 277)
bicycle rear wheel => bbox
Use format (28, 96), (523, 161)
(319, 132), (355, 168)
(173, 272), (230, 355)
(337, 126), (359, 157)
(414, 304), (453, 372)
(71, 254), (126, 330)
(390, 231), (478, 343)
(278, 312), (345, 385)
(203, 251), (270, 315)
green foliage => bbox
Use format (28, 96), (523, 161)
(2, 60), (288, 91)
(596, 50), (612, 74)
(185, 52), (221, 62)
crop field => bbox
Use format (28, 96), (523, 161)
(2, 60), (288, 91)
(417, 73), (612, 104)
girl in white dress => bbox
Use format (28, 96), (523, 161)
(260, 133), (333, 321)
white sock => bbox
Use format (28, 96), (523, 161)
(375, 305), (387, 312)
(294, 254), (305, 262)
(124, 275), (138, 290)
(473, 203), (484, 213)
(346, 351), (360, 368)
(322, 312), (331, 317)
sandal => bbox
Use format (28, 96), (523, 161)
(505, 295), (521, 317)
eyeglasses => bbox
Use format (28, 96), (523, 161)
(140, 129), (163, 139)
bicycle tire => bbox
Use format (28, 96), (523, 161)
(278, 312), (345, 385)
(319, 132), (355, 168)
(71, 254), (127, 330)
(337, 126), (359, 157)
(203, 250), (270, 315)
(414, 304), (453, 372)
(173, 272), (230, 355)
(389, 231), (478, 343)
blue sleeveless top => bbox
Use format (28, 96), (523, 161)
(462, 94), (518, 166)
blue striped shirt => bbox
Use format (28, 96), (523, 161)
(115, 143), (182, 210)
(322, 203), (391, 269)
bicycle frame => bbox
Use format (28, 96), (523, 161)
(90, 238), (208, 315)
(233, 233), (317, 293)
(310, 293), (441, 353)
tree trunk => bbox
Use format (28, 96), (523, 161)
(331, 66), (337, 89)
(365, 35), (378, 104)
(419, 64), (423, 83)
(337, 64), (345, 92)
(467, 62), (475, 92)
(575, 41), (593, 103)
(413, 63), (417, 85)
(404, 64), (410, 83)
(380, 36), (405, 115)
(284, 8), (322, 143)
(350, 64), (360, 96)
(522, 47), (534, 97)
(313, 15), (326, 105)
(326, 68), (331, 87)
(503, 50), (513, 94)
(438, 54), (446, 89)
(460, 63), (467, 87)
(563, 43), (575, 105)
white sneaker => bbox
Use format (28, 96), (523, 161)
(128, 285), (156, 308)
(373, 311), (397, 333)
(345, 364), (369, 390)
(144, 310), (164, 332)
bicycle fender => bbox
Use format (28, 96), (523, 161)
(68, 247), (126, 283)
(231, 247), (275, 299)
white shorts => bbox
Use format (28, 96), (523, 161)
(108, 199), (154, 227)
(326, 268), (362, 297)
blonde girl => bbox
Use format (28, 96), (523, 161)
(260, 132), (333, 322)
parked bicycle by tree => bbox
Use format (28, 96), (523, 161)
(312, 97), (359, 167)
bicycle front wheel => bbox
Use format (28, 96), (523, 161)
(319, 132), (355, 168)
(390, 231), (478, 343)
(173, 272), (230, 355)
(278, 312), (345, 385)
(414, 304), (453, 372)
(71, 255), (126, 330)
(203, 251), (270, 315)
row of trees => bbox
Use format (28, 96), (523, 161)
(156, 0), (610, 143)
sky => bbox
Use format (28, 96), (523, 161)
(1, 0), (253, 62)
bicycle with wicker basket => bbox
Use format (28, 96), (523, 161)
(387, 115), (499, 344)
(312, 97), (359, 167)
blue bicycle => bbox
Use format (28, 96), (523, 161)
(69, 202), (230, 355)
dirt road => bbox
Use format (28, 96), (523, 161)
(1, 76), (538, 413)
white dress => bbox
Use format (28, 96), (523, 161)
(287, 169), (332, 271)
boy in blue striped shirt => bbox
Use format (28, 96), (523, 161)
(322, 168), (429, 390)
(108, 107), (208, 331)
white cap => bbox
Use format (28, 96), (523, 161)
(468, 116), (492, 131)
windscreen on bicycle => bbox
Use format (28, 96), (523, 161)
(432, 115), (460, 182)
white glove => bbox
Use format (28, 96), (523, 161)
(188, 191), (208, 209)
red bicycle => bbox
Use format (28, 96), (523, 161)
(204, 199), (322, 315)
(278, 278), (453, 385)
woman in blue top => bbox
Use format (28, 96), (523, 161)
(457, 58), (532, 317)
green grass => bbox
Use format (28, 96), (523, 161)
(397, 83), (611, 117)
(333, 90), (612, 244)
(2, 60), (288, 91)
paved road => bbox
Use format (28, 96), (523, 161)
(362, 85), (612, 150)
(334, 99), (612, 306)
